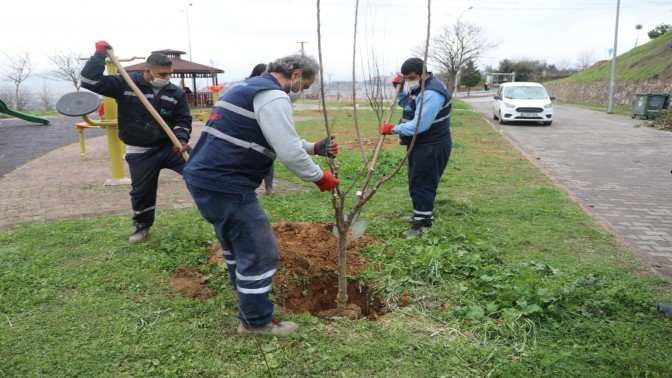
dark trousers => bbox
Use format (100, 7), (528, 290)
(125, 143), (188, 227)
(407, 137), (452, 227)
(186, 184), (277, 327)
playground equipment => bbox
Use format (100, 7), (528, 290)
(208, 85), (224, 103)
(56, 90), (131, 186)
(195, 85), (224, 122)
(56, 54), (150, 186)
(0, 98), (50, 125)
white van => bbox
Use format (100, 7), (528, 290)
(492, 82), (555, 126)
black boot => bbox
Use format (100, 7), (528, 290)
(401, 221), (426, 238)
(128, 223), (150, 244)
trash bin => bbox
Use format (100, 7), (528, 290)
(632, 93), (670, 119)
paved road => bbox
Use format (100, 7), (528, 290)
(0, 115), (106, 177)
(463, 95), (672, 282)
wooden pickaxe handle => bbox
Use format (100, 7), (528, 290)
(106, 47), (189, 160)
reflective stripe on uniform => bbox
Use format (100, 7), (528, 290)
(80, 76), (100, 85)
(133, 205), (156, 215)
(202, 126), (276, 159)
(123, 91), (155, 99)
(214, 100), (256, 120)
(236, 268), (277, 282)
(221, 248), (236, 265)
(237, 283), (272, 294)
(160, 95), (178, 104)
(432, 100), (452, 124)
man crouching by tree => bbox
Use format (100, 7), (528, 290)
(182, 54), (339, 337)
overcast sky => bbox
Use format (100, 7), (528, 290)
(2, 0), (671, 92)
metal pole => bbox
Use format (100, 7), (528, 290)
(297, 41), (308, 55)
(186, 3), (193, 60)
(450, 7), (473, 93)
(607, 0), (620, 114)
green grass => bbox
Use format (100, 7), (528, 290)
(555, 30), (672, 83)
(2, 101), (672, 377)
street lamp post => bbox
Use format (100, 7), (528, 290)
(296, 41), (308, 56)
(186, 3), (193, 61)
(449, 6), (473, 94)
(607, 0), (620, 114)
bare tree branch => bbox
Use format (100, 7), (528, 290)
(2, 50), (33, 111)
(37, 81), (56, 111)
(45, 50), (83, 91)
(416, 21), (500, 92)
(314, 0), (434, 316)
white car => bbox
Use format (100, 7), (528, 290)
(492, 82), (555, 125)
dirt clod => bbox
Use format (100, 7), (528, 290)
(171, 265), (215, 299)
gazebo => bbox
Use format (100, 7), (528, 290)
(123, 49), (225, 108)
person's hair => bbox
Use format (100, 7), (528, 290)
(400, 57), (425, 75)
(146, 52), (173, 68)
(267, 54), (320, 79)
(248, 63), (268, 78)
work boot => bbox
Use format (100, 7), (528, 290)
(128, 223), (150, 244)
(402, 216), (414, 223)
(237, 318), (298, 337)
(401, 222), (428, 239)
(265, 184), (274, 195)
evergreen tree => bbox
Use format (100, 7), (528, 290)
(459, 59), (482, 95)
(648, 23), (671, 39)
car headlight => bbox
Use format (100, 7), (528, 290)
(544, 103), (553, 109)
(504, 102), (516, 108)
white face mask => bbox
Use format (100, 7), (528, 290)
(406, 80), (420, 91)
(149, 71), (170, 88)
(285, 79), (303, 94)
(286, 77), (304, 102)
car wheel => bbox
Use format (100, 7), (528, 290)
(498, 111), (506, 125)
(543, 121), (552, 126)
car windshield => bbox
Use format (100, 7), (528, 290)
(504, 86), (548, 99)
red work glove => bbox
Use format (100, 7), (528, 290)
(314, 136), (339, 158)
(392, 74), (404, 89)
(314, 171), (339, 192)
(95, 40), (112, 55)
(379, 123), (395, 135)
(172, 140), (189, 158)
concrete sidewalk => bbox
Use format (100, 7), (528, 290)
(0, 121), (305, 228)
(464, 96), (672, 283)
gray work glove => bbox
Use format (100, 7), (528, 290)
(314, 136), (338, 158)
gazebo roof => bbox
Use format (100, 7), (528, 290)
(123, 49), (224, 74)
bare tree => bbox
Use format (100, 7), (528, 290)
(416, 22), (499, 92)
(45, 50), (84, 91)
(2, 51), (33, 111)
(555, 59), (573, 71)
(577, 49), (596, 70)
(38, 81), (56, 111)
(0, 85), (14, 106)
(314, 0), (433, 317)
(16, 88), (34, 111)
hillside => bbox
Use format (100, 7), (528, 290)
(544, 31), (672, 107)
(558, 30), (672, 82)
